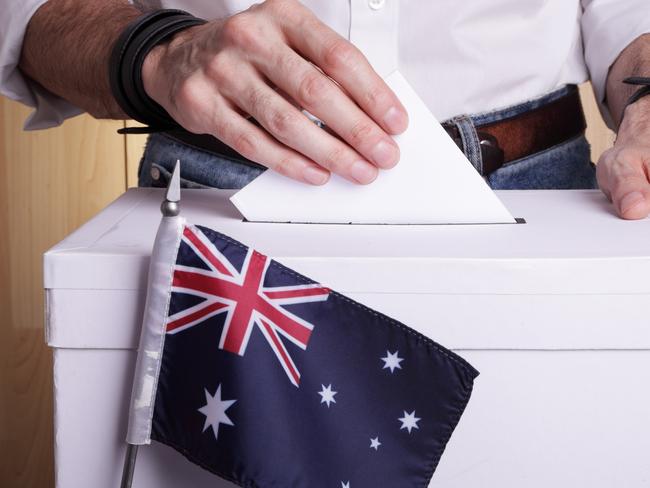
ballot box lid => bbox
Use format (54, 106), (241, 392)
(43, 189), (650, 350)
(44, 188), (650, 294)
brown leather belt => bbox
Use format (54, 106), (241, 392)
(165, 86), (586, 177)
(442, 87), (586, 175)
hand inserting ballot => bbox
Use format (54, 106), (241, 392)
(141, 0), (409, 186)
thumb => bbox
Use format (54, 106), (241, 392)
(598, 149), (650, 220)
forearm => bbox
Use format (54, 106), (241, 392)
(19, 0), (142, 119)
(605, 33), (650, 129)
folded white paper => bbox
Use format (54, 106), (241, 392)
(231, 71), (516, 224)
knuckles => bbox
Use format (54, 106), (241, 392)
(247, 87), (273, 118)
(205, 54), (234, 86)
(321, 146), (348, 172)
(221, 0), (302, 52)
(296, 71), (330, 109)
(598, 146), (645, 179)
(231, 132), (259, 159)
(247, 86), (297, 139)
(267, 109), (298, 140)
(348, 120), (374, 146)
(271, 156), (296, 177)
(322, 38), (358, 72)
(613, 147), (644, 166)
(361, 84), (388, 111)
(262, 0), (302, 22)
(606, 147), (645, 178)
(220, 13), (264, 52)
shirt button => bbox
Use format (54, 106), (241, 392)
(150, 166), (161, 181)
(368, 0), (385, 10)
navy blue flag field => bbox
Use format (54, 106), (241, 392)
(150, 224), (478, 487)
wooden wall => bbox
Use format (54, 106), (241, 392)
(0, 84), (613, 487)
(580, 83), (616, 161)
(0, 100), (145, 487)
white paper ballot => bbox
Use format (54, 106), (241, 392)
(231, 71), (516, 224)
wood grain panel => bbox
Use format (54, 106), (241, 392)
(579, 82), (616, 162)
(0, 98), (127, 488)
(125, 121), (147, 188)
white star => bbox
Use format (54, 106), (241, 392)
(318, 384), (337, 407)
(370, 437), (382, 450)
(341, 482), (350, 488)
(381, 351), (404, 373)
(198, 384), (236, 441)
(398, 410), (421, 434)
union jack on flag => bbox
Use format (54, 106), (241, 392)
(167, 224), (330, 387)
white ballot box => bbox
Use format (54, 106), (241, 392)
(44, 189), (650, 488)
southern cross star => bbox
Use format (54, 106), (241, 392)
(398, 410), (421, 434)
(381, 350), (404, 373)
(318, 384), (337, 407)
(370, 437), (382, 450)
(198, 384), (236, 441)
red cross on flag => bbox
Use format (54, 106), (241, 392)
(167, 225), (330, 386)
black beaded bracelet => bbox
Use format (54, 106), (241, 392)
(109, 10), (207, 133)
(623, 76), (650, 107)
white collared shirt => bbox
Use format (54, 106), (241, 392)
(1, 0), (648, 129)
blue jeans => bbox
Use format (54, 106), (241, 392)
(138, 85), (597, 190)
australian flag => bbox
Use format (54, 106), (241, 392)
(149, 224), (478, 487)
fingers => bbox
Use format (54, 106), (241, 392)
(597, 148), (650, 220)
(148, 0), (410, 185)
(154, 38), (333, 186)
(209, 102), (332, 185)
(276, 4), (408, 135)
(261, 48), (400, 170)
(233, 79), (379, 184)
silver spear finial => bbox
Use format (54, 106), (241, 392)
(161, 160), (181, 217)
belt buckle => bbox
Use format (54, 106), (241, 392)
(477, 131), (505, 175)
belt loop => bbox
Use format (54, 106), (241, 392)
(450, 115), (483, 175)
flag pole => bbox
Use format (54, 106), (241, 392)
(119, 161), (182, 488)
(120, 444), (139, 488)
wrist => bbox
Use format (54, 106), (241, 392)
(616, 96), (650, 146)
(141, 23), (203, 108)
(141, 43), (167, 106)
(109, 9), (206, 130)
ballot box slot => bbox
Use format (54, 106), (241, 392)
(240, 217), (527, 225)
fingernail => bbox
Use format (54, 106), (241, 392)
(350, 161), (378, 184)
(371, 139), (400, 168)
(383, 106), (408, 134)
(303, 166), (330, 185)
(620, 191), (645, 214)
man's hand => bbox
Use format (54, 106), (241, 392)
(597, 97), (650, 219)
(142, 0), (408, 185)
(602, 34), (650, 219)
